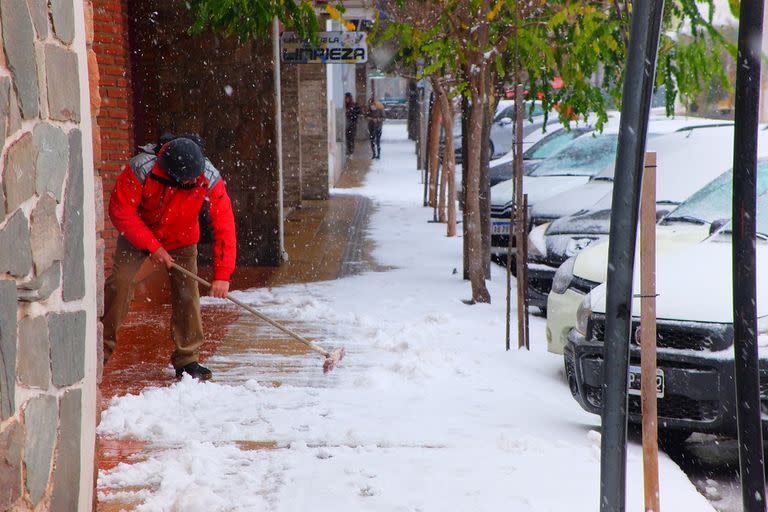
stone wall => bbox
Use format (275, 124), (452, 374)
(0, 1), (98, 510)
(129, 0), (284, 266)
(281, 63), (302, 215)
(299, 64), (330, 200)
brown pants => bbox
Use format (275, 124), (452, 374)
(102, 237), (204, 369)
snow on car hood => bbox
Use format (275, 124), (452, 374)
(491, 175), (590, 207)
(532, 180), (613, 220)
(572, 223), (712, 284)
(590, 239), (768, 323)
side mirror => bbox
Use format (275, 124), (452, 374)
(498, 117), (513, 126)
(709, 218), (729, 236)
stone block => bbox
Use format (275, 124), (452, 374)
(1, 0), (39, 119)
(0, 210), (33, 278)
(4, 133), (36, 212)
(7, 87), (22, 135)
(23, 395), (57, 506)
(45, 44), (80, 122)
(17, 261), (61, 302)
(96, 238), (105, 316)
(30, 194), (64, 274)
(26, 0), (48, 40)
(50, 389), (81, 512)
(94, 175), (104, 232)
(0, 281), (17, 420)
(62, 129), (85, 301)
(0, 76), (9, 144)
(17, 315), (51, 388)
(50, 0), (74, 44)
(0, 419), (23, 509)
(96, 321), (103, 383)
(88, 49), (101, 115)
(34, 123), (70, 202)
(49, 311), (86, 387)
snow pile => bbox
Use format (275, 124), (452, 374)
(98, 123), (714, 511)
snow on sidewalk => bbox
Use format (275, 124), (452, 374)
(97, 123), (713, 512)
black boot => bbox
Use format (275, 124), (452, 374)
(175, 362), (212, 381)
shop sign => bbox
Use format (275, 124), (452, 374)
(280, 31), (368, 64)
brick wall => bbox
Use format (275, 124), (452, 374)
(92, 0), (134, 269)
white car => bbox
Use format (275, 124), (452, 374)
(546, 160), (768, 354)
(527, 124), (765, 313)
(564, 208), (768, 437)
(489, 115), (727, 260)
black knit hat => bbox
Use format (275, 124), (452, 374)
(158, 137), (205, 183)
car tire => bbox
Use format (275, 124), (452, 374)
(489, 140), (495, 159)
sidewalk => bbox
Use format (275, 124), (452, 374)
(96, 122), (714, 512)
(97, 143), (376, 511)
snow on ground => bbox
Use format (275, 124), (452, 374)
(98, 122), (713, 511)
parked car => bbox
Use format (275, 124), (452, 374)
(526, 124), (760, 313)
(454, 100), (545, 163)
(381, 97), (408, 119)
(564, 205), (768, 439)
(545, 160), (768, 354)
(488, 124), (594, 186)
(529, 123), (733, 226)
(489, 115), (719, 263)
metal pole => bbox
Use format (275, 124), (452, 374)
(732, 0), (766, 509)
(600, 1), (664, 510)
(640, 152), (659, 512)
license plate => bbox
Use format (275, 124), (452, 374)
(492, 221), (510, 235)
(628, 365), (664, 398)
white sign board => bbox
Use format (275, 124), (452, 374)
(280, 31), (368, 64)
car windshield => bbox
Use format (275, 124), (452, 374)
(524, 128), (588, 160)
(662, 161), (768, 225)
(529, 133), (618, 177)
(720, 203), (768, 238)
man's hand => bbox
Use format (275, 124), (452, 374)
(150, 247), (174, 269)
(209, 280), (229, 299)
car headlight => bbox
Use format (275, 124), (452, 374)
(575, 292), (593, 336)
(565, 237), (596, 258)
(527, 223), (550, 260)
(551, 257), (576, 295)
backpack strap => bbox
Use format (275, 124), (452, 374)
(202, 159), (221, 197)
(129, 152), (156, 185)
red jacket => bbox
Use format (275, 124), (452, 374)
(108, 152), (237, 281)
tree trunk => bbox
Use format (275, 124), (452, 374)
(435, 82), (457, 236)
(464, 67), (491, 303)
(428, 94), (443, 209)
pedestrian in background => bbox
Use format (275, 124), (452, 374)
(366, 97), (385, 159)
(344, 92), (361, 156)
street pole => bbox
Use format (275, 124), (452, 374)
(731, 0), (766, 509)
(600, 1), (664, 511)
